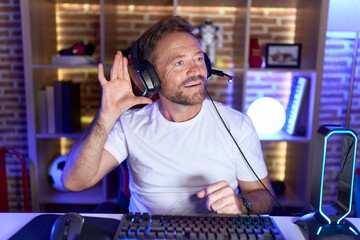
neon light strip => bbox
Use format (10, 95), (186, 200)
(318, 129), (358, 224)
(317, 226), (323, 235)
(349, 226), (359, 236)
(318, 137), (331, 224)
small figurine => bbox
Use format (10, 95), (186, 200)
(193, 19), (223, 65)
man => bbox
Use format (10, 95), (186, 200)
(61, 16), (274, 215)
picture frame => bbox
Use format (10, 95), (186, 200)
(265, 43), (302, 68)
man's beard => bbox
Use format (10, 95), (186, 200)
(160, 75), (206, 106)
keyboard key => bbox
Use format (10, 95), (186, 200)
(157, 231), (165, 238)
(146, 231), (156, 239)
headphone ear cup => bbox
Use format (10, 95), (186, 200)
(128, 39), (160, 97)
(143, 61), (161, 96)
(204, 52), (212, 79)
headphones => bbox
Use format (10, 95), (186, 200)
(127, 39), (213, 98)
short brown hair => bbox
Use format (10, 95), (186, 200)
(138, 16), (194, 64)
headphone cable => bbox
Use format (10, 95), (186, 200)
(206, 88), (307, 216)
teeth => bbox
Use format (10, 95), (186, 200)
(185, 81), (200, 87)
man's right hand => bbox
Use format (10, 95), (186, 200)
(97, 51), (153, 127)
(62, 51), (151, 191)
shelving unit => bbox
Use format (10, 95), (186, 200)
(21, 0), (329, 212)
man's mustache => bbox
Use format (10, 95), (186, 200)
(181, 75), (206, 87)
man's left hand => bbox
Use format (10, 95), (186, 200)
(197, 180), (242, 214)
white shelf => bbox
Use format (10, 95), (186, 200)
(36, 133), (83, 139)
(246, 68), (317, 73)
(259, 132), (310, 142)
(40, 188), (105, 204)
(32, 64), (98, 69)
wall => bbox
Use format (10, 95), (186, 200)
(0, 0), (28, 211)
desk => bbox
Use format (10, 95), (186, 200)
(1, 213), (360, 240)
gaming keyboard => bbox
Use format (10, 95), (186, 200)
(114, 212), (285, 239)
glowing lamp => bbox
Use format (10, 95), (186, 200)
(247, 97), (286, 135)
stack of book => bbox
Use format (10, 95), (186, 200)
(37, 80), (81, 134)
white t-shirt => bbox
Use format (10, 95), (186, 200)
(104, 98), (268, 214)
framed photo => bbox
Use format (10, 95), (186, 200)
(265, 43), (302, 68)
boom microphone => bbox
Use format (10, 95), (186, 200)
(211, 69), (233, 83)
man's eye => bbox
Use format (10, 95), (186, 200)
(196, 57), (204, 62)
(175, 60), (184, 66)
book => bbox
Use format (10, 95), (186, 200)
(283, 76), (309, 135)
(46, 85), (55, 134)
(53, 80), (81, 133)
(54, 81), (63, 133)
(62, 81), (81, 133)
(37, 89), (48, 133)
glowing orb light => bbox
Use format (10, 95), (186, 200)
(247, 97), (286, 135)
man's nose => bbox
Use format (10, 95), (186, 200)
(187, 61), (203, 77)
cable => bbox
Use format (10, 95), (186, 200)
(206, 88), (307, 216)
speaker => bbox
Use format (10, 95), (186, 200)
(127, 40), (212, 98)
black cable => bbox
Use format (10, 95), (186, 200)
(206, 88), (305, 216)
(340, 140), (354, 174)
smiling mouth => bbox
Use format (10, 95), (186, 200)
(184, 81), (203, 87)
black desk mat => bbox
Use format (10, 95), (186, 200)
(9, 214), (120, 240)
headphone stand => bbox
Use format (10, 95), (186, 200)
(294, 125), (359, 239)
(295, 211), (360, 239)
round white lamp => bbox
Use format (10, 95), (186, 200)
(247, 97), (286, 135)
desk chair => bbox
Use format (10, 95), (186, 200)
(95, 161), (130, 213)
(0, 147), (30, 212)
